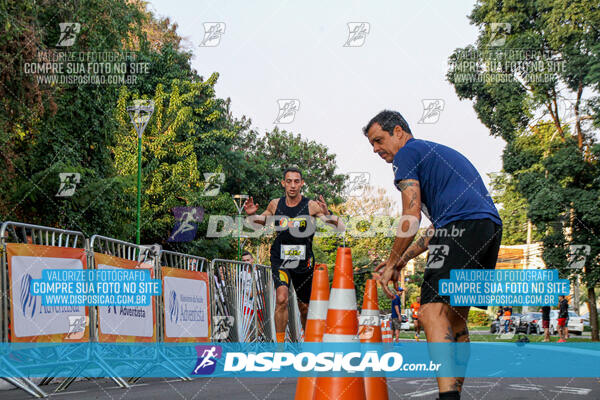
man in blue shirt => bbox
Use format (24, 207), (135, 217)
(364, 110), (502, 400)
(390, 288), (403, 343)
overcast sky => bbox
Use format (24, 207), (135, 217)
(148, 0), (506, 213)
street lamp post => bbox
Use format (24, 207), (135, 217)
(126, 100), (154, 246)
(232, 194), (248, 260)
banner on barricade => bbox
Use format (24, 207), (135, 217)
(7, 243), (89, 342)
(95, 253), (156, 342)
(162, 267), (210, 342)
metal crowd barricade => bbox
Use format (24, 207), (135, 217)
(209, 259), (304, 343)
(54, 235), (160, 392)
(252, 264), (276, 342)
(287, 280), (304, 342)
(132, 249), (209, 382)
(0, 221), (87, 398)
(209, 259), (256, 342)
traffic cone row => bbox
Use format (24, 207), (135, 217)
(295, 264), (329, 400)
(295, 247), (389, 400)
(360, 280), (389, 400)
(381, 320), (393, 343)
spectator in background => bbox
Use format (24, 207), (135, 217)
(411, 296), (421, 340)
(503, 306), (512, 333)
(390, 288), (403, 343)
(541, 305), (551, 342)
(558, 296), (569, 342)
(241, 251), (254, 263)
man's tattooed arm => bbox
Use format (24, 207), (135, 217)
(397, 224), (435, 266)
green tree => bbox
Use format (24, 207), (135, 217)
(447, 0), (600, 340)
(489, 172), (543, 245)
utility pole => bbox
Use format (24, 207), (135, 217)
(126, 100), (154, 248)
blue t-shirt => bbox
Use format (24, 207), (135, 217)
(393, 138), (501, 228)
(391, 295), (401, 318)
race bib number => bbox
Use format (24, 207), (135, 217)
(281, 244), (306, 261)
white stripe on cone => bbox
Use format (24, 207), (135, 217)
(360, 309), (379, 317)
(328, 288), (357, 310)
(307, 300), (329, 320)
(322, 333), (358, 342)
(359, 315), (380, 326)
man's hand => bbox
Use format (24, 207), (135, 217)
(315, 195), (330, 216)
(243, 196), (259, 215)
(374, 258), (406, 297)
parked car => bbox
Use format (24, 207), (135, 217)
(581, 312), (590, 327)
(514, 312), (541, 334)
(490, 317), (515, 333)
(566, 311), (584, 335)
(541, 310), (585, 335)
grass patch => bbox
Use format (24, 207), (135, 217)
(395, 331), (594, 343)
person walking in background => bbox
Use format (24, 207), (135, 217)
(411, 296), (421, 340)
(390, 288), (403, 343)
(541, 305), (551, 342)
(558, 296), (569, 342)
(503, 306), (512, 333)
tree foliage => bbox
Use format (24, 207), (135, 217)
(448, 0), (600, 340)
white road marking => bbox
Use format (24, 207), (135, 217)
(405, 388), (440, 397)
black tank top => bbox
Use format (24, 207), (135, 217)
(270, 196), (315, 271)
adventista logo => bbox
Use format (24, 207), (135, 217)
(192, 345), (222, 375)
(20, 274), (37, 318)
(169, 289), (179, 323)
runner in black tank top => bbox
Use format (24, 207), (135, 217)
(242, 168), (344, 341)
(271, 195), (315, 273)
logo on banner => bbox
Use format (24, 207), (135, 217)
(66, 315), (87, 340)
(20, 274), (38, 318)
(168, 206), (204, 242)
(192, 345), (222, 375)
(169, 289), (179, 323)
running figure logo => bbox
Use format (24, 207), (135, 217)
(200, 23), (226, 47)
(489, 23), (511, 47)
(426, 245), (449, 269)
(56, 23), (81, 47)
(274, 99), (300, 124)
(568, 245), (590, 269)
(56, 173), (80, 197)
(168, 206), (204, 242)
(192, 345), (222, 375)
(345, 172), (370, 197)
(344, 22), (370, 47)
(418, 99), (445, 124)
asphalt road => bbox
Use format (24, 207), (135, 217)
(2, 376), (599, 400)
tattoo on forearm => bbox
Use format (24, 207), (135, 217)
(444, 326), (456, 342)
(408, 192), (418, 209)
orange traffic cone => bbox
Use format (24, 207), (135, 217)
(359, 279), (389, 400)
(295, 264), (330, 400)
(314, 248), (366, 400)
